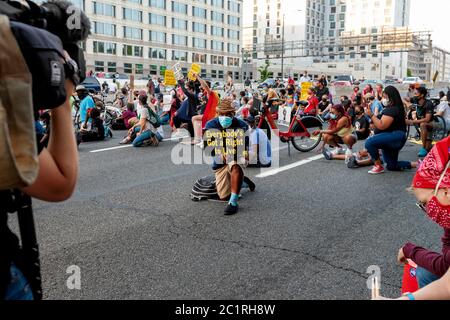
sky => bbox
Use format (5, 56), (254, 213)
(243, 0), (449, 51)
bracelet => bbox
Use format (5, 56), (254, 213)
(404, 293), (415, 301)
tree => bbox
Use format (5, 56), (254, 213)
(258, 61), (271, 82)
(407, 69), (413, 77)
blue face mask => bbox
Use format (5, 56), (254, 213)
(219, 116), (233, 128)
(330, 114), (337, 120)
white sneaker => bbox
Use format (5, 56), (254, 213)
(330, 147), (345, 156)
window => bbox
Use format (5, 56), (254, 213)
(228, 43), (238, 53)
(172, 34), (187, 46)
(193, 53), (207, 64)
(211, 11), (224, 22)
(211, 55), (224, 65)
(93, 41), (117, 55)
(211, 69), (217, 79)
(228, 15), (240, 26)
(92, 2), (115, 17)
(211, 26), (224, 37)
(193, 22), (206, 33)
(150, 65), (158, 75)
(124, 63), (133, 74)
(211, 0), (223, 8)
(211, 40), (224, 51)
(134, 46), (143, 57)
(123, 27), (142, 40)
(228, 29), (239, 40)
(135, 64), (144, 75)
(93, 22), (116, 36)
(149, 13), (166, 26)
(150, 31), (166, 43)
(228, 1), (240, 12)
(149, 0), (165, 9)
(193, 7), (207, 18)
(94, 60), (104, 72)
(126, 0), (142, 4)
(172, 18), (187, 29)
(149, 48), (167, 59)
(172, 1), (187, 14)
(107, 62), (116, 72)
(227, 57), (239, 67)
(123, 8), (142, 22)
(172, 50), (187, 61)
(193, 38), (207, 49)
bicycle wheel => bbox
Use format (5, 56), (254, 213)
(290, 116), (323, 152)
(432, 116), (447, 142)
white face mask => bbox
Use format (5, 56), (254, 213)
(381, 98), (390, 107)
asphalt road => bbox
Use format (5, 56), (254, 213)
(15, 128), (443, 300)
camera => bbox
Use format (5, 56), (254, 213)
(2, 0), (90, 111)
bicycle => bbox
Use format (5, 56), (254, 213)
(253, 97), (324, 152)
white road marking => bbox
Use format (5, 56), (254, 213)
(90, 145), (133, 153)
(255, 154), (324, 178)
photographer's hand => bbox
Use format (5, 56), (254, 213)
(22, 79), (78, 202)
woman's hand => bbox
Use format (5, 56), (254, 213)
(365, 106), (373, 118)
(313, 130), (322, 136)
(397, 247), (408, 265)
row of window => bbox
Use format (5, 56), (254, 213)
(93, 61), (239, 80)
(121, 0), (234, 10)
(92, 1), (240, 22)
(93, 41), (240, 65)
(92, 21), (240, 40)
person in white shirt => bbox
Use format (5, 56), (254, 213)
(245, 116), (272, 168)
(436, 96), (450, 129)
(299, 71), (311, 83)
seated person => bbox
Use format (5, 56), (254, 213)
(112, 103), (137, 130)
(318, 95), (332, 120)
(120, 94), (159, 147)
(204, 99), (255, 215)
(244, 115), (272, 168)
(237, 97), (250, 119)
(80, 108), (105, 142)
(304, 88), (319, 115)
(314, 105), (356, 160)
(435, 96), (450, 132)
(405, 87), (435, 157)
(352, 104), (371, 141)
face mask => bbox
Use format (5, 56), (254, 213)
(426, 197), (450, 229)
(381, 98), (390, 107)
(322, 99), (328, 103)
(219, 116), (233, 129)
(330, 114), (337, 120)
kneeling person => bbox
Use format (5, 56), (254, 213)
(205, 100), (255, 215)
(245, 115), (272, 168)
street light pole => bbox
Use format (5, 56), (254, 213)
(281, 13), (285, 80)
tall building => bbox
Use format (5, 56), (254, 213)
(244, 0), (414, 80)
(58, 0), (243, 81)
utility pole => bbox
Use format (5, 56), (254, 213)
(281, 13), (285, 80)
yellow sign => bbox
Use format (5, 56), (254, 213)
(300, 82), (313, 101)
(164, 70), (177, 86)
(188, 63), (202, 81)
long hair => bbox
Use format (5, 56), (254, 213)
(383, 86), (403, 108)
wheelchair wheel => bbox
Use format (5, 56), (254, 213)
(431, 116), (447, 142)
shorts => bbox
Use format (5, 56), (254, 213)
(214, 162), (244, 200)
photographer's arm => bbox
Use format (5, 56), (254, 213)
(22, 80), (78, 202)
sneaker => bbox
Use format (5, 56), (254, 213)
(368, 165), (385, 175)
(330, 147), (345, 156)
(243, 176), (256, 192)
(347, 156), (359, 169)
(224, 203), (239, 215)
(418, 148), (428, 158)
(196, 141), (205, 149)
(322, 149), (333, 161)
(119, 138), (131, 145)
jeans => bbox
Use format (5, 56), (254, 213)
(365, 131), (411, 171)
(4, 264), (33, 300)
(416, 267), (440, 289)
(132, 127), (154, 147)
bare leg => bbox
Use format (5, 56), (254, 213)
(230, 165), (244, 196)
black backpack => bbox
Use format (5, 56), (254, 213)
(190, 176), (219, 201)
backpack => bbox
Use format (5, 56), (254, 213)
(144, 105), (161, 128)
(190, 176), (219, 201)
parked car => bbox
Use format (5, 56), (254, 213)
(211, 81), (225, 91)
(382, 79), (398, 85)
(333, 80), (352, 88)
(257, 78), (277, 89)
(334, 75), (355, 85)
(403, 77), (424, 85)
(81, 76), (101, 93)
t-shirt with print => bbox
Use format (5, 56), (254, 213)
(353, 115), (370, 140)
